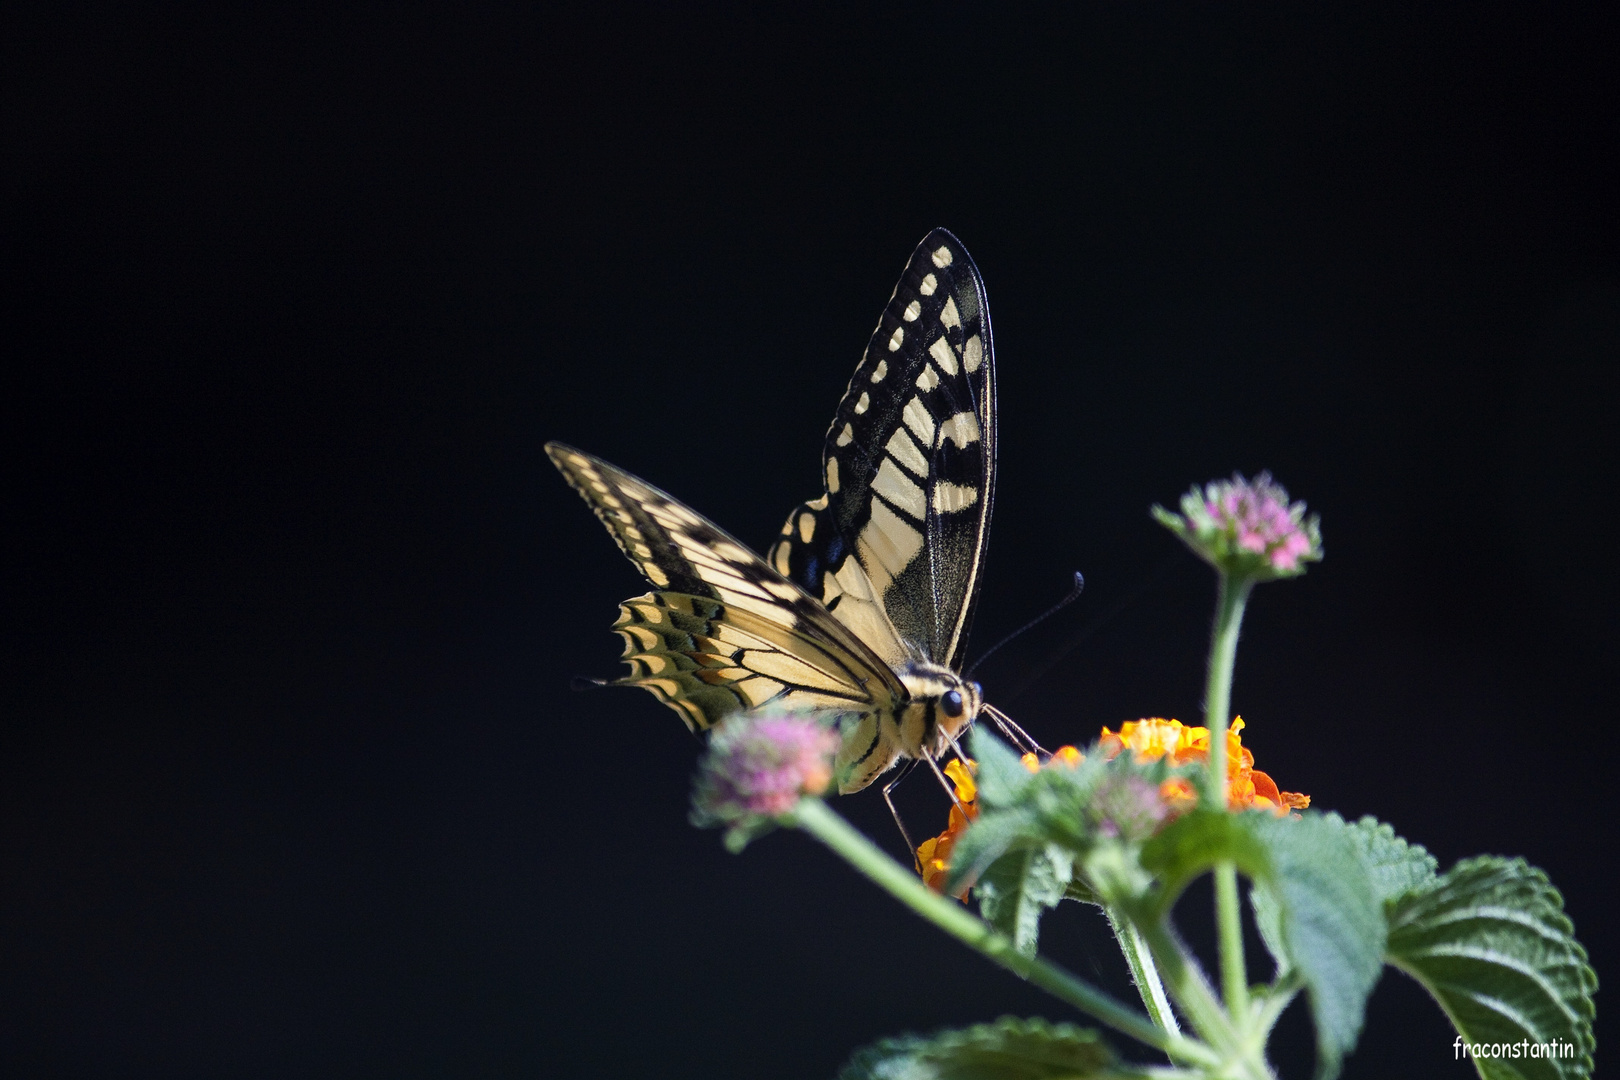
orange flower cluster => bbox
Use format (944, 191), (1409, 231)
(917, 759), (979, 895)
(1098, 717), (1309, 815)
(915, 720), (1308, 890)
(917, 746), (1085, 894)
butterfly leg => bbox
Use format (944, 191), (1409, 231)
(882, 761), (924, 873)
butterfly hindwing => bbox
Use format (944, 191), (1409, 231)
(547, 442), (906, 731)
(769, 228), (996, 671)
(612, 591), (887, 734)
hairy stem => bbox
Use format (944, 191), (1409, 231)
(1107, 906), (1180, 1036)
(1204, 574), (1254, 1026)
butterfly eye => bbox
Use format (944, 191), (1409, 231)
(941, 690), (964, 718)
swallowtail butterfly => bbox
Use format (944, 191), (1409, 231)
(549, 229), (1005, 794)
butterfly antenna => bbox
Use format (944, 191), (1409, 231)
(981, 702), (1044, 756)
(966, 571), (1086, 679)
(997, 551), (1190, 705)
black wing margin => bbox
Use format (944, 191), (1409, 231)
(767, 229), (996, 671)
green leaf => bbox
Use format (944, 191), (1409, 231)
(1063, 875), (1102, 908)
(1386, 856), (1597, 1080)
(1258, 814), (1385, 1079)
(1252, 815), (1436, 978)
(967, 728), (1035, 807)
(976, 846), (1074, 959)
(1138, 809), (1269, 907)
(836, 1016), (1125, 1080)
(1143, 810), (1385, 1079)
(1343, 815), (1438, 903)
(944, 808), (1040, 895)
(1250, 881), (1289, 977)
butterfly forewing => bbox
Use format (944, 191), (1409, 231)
(768, 228), (996, 670)
(547, 443), (905, 726)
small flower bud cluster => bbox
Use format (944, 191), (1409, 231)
(1089, 774), (1171, 841)
(691, 714), (839, 848)
(1153, 471), (1322, 581)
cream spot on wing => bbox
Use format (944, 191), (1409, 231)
(860, 497), (925, 580)
(641, 677), (682, 699)
(600, 493), (623, 509)
(712, 541), (753, 564)
(764, 580), (799, 601)
(621, 599), (659, 620)
(672, 698), (707, 731)
(712, 585), (777, 616)
(620, 625), (659, 649)
(589, 480), (609, 494)
(645, 563), (670, 587)
(929, 336), (959, 375)
(869, 359), (887, 383)
(734, 676), (787, 707)
(939, 411), (981, 448)
(919, 272), (937, 296)
(932, 481), (980, 514)
(621, 524), (643, 541)
(683, 554), (765, 595)
(836, 422), (853, 446)
(807, 494), (828, 510)
(742, 651), (851, 694)
(914, 364), (939, 391)
(613, 508), (634, 524)
(963, 333), (983, 373)
(632, 542), (653, 559)
(888, 326), (905, 352)
(885, 426), (929, 477)
(872, 457), (926, 520)
(798, 512), (816, 542)
(902, 299), (921, 322)
(854, 392), (870, 415)
(931, 245), (953, 268)
(940, 296), (961, 330)
(771, 542), (791, 576)
(902, 396), (936, 445)
(826, 456), (841, 494)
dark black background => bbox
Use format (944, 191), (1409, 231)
(3, 6), (1615, 1078)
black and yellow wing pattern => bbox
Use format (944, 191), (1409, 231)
(547, 441), (902, 715)
(549, 229), (996, 793)
(767, 228), (995, 673)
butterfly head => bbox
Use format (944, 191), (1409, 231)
(896, 661), (984, 759)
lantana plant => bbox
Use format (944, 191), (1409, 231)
(686, 474), (1597, 1079)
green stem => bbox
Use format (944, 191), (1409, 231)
(1203, 575), (1251, 809)
(1204, 574), (1254, 1030)
(789, 799), (1221, 1069)
(1135, 918), (1240, 1058)
(1107, 907), (1180, 1036)
(1215, 863), (1249, 1021)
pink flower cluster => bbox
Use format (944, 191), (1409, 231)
(1153, 471), (1322, 581)
(692, 714), (840, 821)
(1205, 472), (1315, 572)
